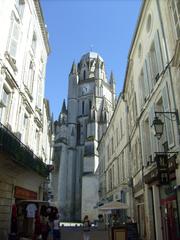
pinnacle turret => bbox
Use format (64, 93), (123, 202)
(109, 71), (115, 85)
(61, 99), (67, 114)
(70, 61), (77, 75)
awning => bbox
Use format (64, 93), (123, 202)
(98, 201), (128, 211)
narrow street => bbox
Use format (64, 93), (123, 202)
(61, 227), (109, 240)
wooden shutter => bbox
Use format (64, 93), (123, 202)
(149, 105), (158, 156)
(162, 84), (174, 147)
(146, 56), (153, 91)
(140, 121), (146, 166)
(154, 30), (164, 75)
(9, 20), (20, 58)
(37, 77), (43, 109)
(143, 62), (150, 99)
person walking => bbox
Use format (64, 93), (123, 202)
(82, 215), (91, 240)
(53, 213), (61, 240)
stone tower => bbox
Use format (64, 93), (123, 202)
(53, 52), (115, 221)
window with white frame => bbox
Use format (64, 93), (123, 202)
(31, 32), (37, 53)
(0, 88), (10, 123)
(149, 42), (159, 84)
(15, 0), (25, 19)
(7, 14), (20, 60)
(35, 129), (40, 155)
(141, 118), (151, 166)
(27, 61), (35, 94)
(170, 0), (180, 39)
(138, 70), (145, 108)
(36, 76), (43, 110)
(22, 113), (29, 144)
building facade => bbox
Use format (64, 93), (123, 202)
(53, 52), (115, 221)
(98, 0), (180, 240)
(0, 0), (51, 238)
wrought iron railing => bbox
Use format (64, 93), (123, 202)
(0, 122), (49, 177)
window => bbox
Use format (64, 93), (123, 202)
(83, 70), (86, 80)
(89, 100), (92, 110)
(27, 61), (35, 94)
(8, 16), (20, 59)
(31, 32), (37, 53)
(111, 137), (114, 154)
(23, 114), (29, 144)
(122, 151), (125, 180)
(141, 118), (151, 166)
(35, 130), (40, 155)
(15, 0), (25, 19)
(82, 101), (84, 115)
(120, 118), (123, 139)
(77, 123), (81, 145)
(149, 31), (164, 84)
(36, 76), (43, 109)
(108, 169), (112, 191)
(0, 88), (10, 123)
(170, 0), (180, 38)
(146, 14), (152, 33)
(149, 42), (159, 83)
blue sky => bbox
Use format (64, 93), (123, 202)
(41, 0), (142, 120)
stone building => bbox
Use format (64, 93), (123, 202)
(53, 52), (115, 221)
(98, 0), (180, 240)
(0, 0), (51, 238)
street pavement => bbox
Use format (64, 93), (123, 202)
(61, 227), (109, 240)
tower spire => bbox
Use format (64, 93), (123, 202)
(70, 61), (77, 75)
(61, 99), (67, 114)
(110, 71), (115, 85)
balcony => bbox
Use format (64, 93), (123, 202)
(0, 123), (49, 177)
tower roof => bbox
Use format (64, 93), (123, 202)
(70, 61), (77, 74)
(80, 52), (104, 62)
(61, 99), (67, 114)
(110, 71), (115, 84)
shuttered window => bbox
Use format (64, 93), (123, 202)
(162, 84), (174, 147)
(28, 62), (35, 94)
(8, 19), (20, 59)
(0, 88), (10, 122)
(138, 70), (145, 108)
(170, 0), (180, 38)
(36, 76), (43, 109)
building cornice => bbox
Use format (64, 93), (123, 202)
(33, 0), (50, 55)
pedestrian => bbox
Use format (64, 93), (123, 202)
(53, 214), (61, 240)
(82, 215), (91, 240)
(40, 215), (50, 240)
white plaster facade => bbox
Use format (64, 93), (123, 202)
(0, 0), (51, 239)
(98, 0), (180, 240)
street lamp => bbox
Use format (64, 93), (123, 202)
(152, 116), (164, 140)
(152, 110), (179, 140)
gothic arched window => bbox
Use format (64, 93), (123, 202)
(82, 101), (85, 115)
(83, 70), (86, 80)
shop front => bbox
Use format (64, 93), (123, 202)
(144, 153), (180, 240)
(160, 180), (180, 240)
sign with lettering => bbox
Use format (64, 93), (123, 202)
(14, 186), (37, 200)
